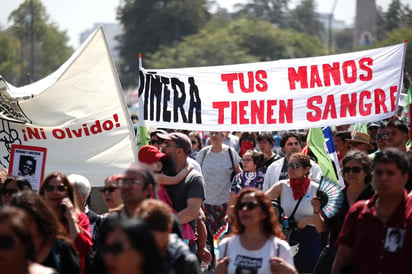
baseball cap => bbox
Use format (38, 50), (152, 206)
(157, 132), (191, 154)
(138, 145), (166, 164)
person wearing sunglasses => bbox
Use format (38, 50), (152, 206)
(10, 190), (81, 274)
(100, 174), (124, 212)
(99, 217), (167, 274)
(0, 206), (58, 274)
(189, 131), (203, 159)
(265, 153), (320, 274)
(149, 129), (169, 150)
(40, 172), (92, 274)
(310, 150), (374, 274)
(215, 188), (296, 274)
(0, 176), (32, 206)
(369, 124), (388, 160)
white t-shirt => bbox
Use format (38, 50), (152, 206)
(218, 235), (294, 274)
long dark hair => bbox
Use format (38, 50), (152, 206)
(99, 218), (167, 274)
(0, 206), (36, 261)
(230, 188), (285, 240)
(10, 190), (71, 243)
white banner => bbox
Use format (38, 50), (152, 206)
(0, 27), (138, 187)
(139, 42), (407, 131)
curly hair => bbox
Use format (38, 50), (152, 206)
(342, 150), (372, 184)
(230, 188), (285, 240)
(289, 153), (311, 168)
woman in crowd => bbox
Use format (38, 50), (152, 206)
(265, 153), (320, 274)
(311, 150), (374, 274)
(40, 171), (92, 274)
(0, 176), (32, 205)
(230, 150), (265, 196)
(257, 132), (280, 174)
(215, 188), (296, 274)
(100, 174), (124, 212)
(189, 131), (203, 159)
(196, 131), (242, 236)
(99, 218), (167, 274)
(0, 206), (57, 273)
(10, 190), (81, 274)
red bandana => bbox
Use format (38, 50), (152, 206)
(289, 177), (310, 200)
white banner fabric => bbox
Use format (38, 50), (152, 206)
(139, 43), (407, 131)
(0, 27), (138, 187)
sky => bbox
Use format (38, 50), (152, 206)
(0, 0), (410, 49)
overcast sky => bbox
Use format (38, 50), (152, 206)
(0, 0), (409, 48)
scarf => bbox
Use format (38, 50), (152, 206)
(289, 176), (310, 200)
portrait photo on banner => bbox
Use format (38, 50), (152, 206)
(9, 144), (47, 192)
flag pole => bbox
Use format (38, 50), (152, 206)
(137, 53), (149, 148)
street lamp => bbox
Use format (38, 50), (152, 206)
(329, 0), (338, 54)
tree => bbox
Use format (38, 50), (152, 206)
(234, 0), (289, 27)
(116, 0), (210, 88)
(0, 30), (21, 84)
(288, 0), (324, 39)
(376, 27), (412, 78)
(5, 0), (73, 85)
(145, 17), (326, 69)
(377, 0), (412, 41)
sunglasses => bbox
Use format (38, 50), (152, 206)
(44, 184), (68, 192)
(119, 178), (143, 186)
(376, 134), (387, 141)
(236, 201), (259, 210)
(0, 188), (18, 196)
(342, 166), (363, 174)
(102, 242), (130, 256)
(288, 163), (301, 169)
(100, 186), (118, 194)
(0, 235), (16, 250)
(191, 140), (197, 145)
(149, 139), (164, 145)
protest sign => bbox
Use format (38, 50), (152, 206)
(139, 42), (407, 131)
(0, 27), (138, 187)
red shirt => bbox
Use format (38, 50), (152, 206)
(337, 192), (412, 274)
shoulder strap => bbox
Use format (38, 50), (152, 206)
(51, 240), (62, 272)
(289, 196), (303, 220)
(200, 146), (211, 167)
(228, 147), (235, 170)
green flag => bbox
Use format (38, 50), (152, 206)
(306, 128), (338, 182)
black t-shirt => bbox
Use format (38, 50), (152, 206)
(325, 184), (375, 246)
(42, 238), (81, 274)
(279, 159), (289, 181)
(166, 169), (205, 231)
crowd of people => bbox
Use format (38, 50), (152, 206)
(0, 116), (412, 274)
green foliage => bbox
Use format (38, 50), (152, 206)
(0, 30), (21, 84)
(3, 0), (73, 85)
(116, 0), (210, 88)
(288, 0), (324, 39)
(376, 27), (412, 76)
(145, 17), (326, 69)
(377, 0), (412, 40)
(234, 0), (289, 26)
